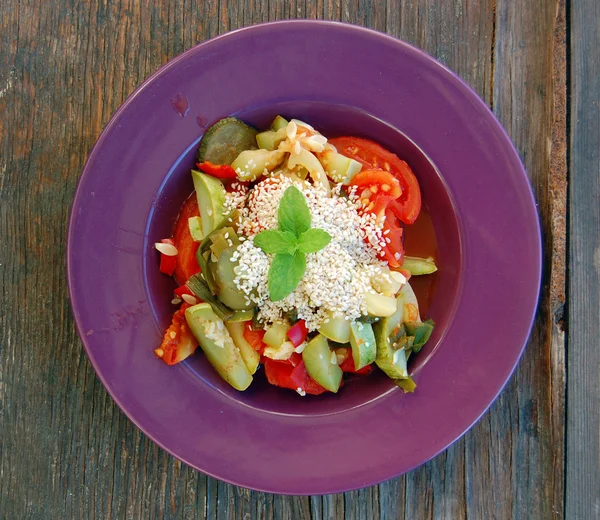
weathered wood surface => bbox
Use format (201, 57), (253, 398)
(567, 0), (600, 519)
(0, 0), (578, 518)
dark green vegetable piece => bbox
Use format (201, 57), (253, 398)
(186, 274), (235, 321)
(404, 319), (435, 353)
(395, 377), (417, 393)
(197, 117), (258, 165)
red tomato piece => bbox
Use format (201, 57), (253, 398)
(289, 361), (329, 395)
(196, 161), (238, 179)
(243, 322), (267, 354)
(158, 238), (177, 276)
(263, 358), (297, 390)
(330, 137), (422, 224)
(349, 169), (401, 201)
(339, 352), (374, 375)
(172, 194), (201, 285)
(155, 305), (198, 365)
(287, 320), (308, 347)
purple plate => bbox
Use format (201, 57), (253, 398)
(68, 21), (541, 495)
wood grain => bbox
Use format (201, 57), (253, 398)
(0, 0), (571, 518)
(567, 0), (600, 518)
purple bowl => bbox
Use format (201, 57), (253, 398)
(68, 21), (541, 494)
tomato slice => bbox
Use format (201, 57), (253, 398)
(155, 304), (198, 365)
(382, 207), (405, 267)
(349, 169), (401, 203)
(338, 350), (374, 375)
(263, 359), (297, 390)
(330, 137), (422, 224)
(263, 358), (329, 395)
(289, 361), (329, 395)
(172, 194), (201, 285)
(243, 322), (267, 354)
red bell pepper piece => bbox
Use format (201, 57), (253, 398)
(158, 238), (177, 276)
(287, 319), (308, 347)
(173, 285), (195, 298)
(196, 161), (238, 179)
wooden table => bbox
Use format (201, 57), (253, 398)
(1, 1), (598, 518)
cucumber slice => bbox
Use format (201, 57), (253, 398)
(404, 320), (435, 352)
(191, 170), (227, 237)
(397, 282), (422, 323)
(256, 128), (287, 151)
(302, 334), (343, 393)
(197, 117), (258, 165)
(374, 318), (409, 379)
(225, 309), (254, 323)
(317, 149), (362, 184)
(402, 256), (438, 275)
(349, 321), (377, 370)
(318, 313), (351, 343)
(270, 115), (289, 131)
(231, 149), (286, 181)
(263, 321), (290, 348)
(224, 321), (260, 374)
(185, 303), (252, 391)
(187, 216), (203, 242)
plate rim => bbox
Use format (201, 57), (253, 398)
(67, 19), (542, 495)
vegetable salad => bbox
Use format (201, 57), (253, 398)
(154, 116), (437, 395)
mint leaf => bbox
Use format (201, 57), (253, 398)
(268, 252), (306, 301)
(254, 229), (297, 254)
(278, 186), (311, 237)
(297, 228), (332, 254)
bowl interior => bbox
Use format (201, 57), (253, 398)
(144, 100), (461, 416)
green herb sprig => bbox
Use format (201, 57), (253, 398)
(253, 186), (331, 301)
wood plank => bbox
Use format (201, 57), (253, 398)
(567, 0), (600, 518)
(464, 0), (567, 518)
(0, 0), (567, 518)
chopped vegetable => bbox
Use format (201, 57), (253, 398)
(155, 116), (437, 397)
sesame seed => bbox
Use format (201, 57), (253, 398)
(171, 298), (182, 305)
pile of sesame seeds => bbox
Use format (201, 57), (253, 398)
(228, 174), (395, 330)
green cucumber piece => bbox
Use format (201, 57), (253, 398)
(402, 256), (438, 275)
(263, 322), (290, 348)
(231, 149), (286, 181)
(397, 282), (422, 323)
(197, 117), (258, 165)
(217, 284), (252, 311)
(317, 149), (362, 184)
(349, 321), (377, 370)
(225, 309), (255, 323)
(373, 302), (409, 379)
(188, 216), (203, 242)
(302, 334), (343, 393)
(318, 313), (351, 343)
(256, 128), (287, 151)
(404, 320), (435, 352)
(185, 303), (252, 391)
(270, 115), (289, 131)
(225, 321), (260, 374)
(186, 274), (234, 321)
(395, 376), (417, 393)
(191, 170), (227, 237)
